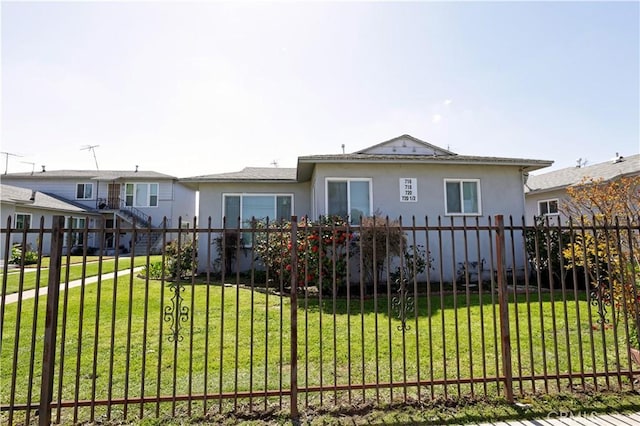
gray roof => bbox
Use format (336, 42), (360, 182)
(2, 169), (177, 180)
(181, 134), (553, 183)
(1, 184), (91, 213)
(525, 153), (640, 194)
(182, 167), (298, 182)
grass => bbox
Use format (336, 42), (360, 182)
(1, 275), (638, 424)
(0, 255), (162, 295)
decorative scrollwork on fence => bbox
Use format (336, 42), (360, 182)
(590, 287), (610, 326)
(391, 278), (414, 332)
(164, 281), (189, 342)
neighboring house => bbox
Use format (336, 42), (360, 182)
(0, 183), (100, 257)
(524, 153), (640, 225)
(1, 169), (196, 255)
(182, 134), (553, 281)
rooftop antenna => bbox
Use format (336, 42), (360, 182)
(1, 151), (22, 174)
(21, 161), (35, 175)
(81, 145), (100, 170)
(270, 160), (279, 168)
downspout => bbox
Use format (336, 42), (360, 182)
(521, 169), (530, 224)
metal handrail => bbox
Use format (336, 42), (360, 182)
(118, 201), (152, 227)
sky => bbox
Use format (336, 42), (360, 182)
(1, 1), (638, 178)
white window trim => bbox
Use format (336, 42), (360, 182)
(222, 193), (295, 227)
(444, 178), (482, 216)
(75, 183), (94, 200)
(324, 177), (373, 223)
(125, 183), (159, 208)
(66, 216), (87, 246)
(14, 213), (32, 229)
(538, 198), (560, 216)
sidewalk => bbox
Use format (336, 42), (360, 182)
(3, 267), (143, 304)
(477, 411), (640, 425)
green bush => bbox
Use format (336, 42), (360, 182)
(141, 261), (165, 280)
(389, 243), (432, 284)
(10, 244), (38, 265)
(139, 239), (197, 281)
(164, 237), (197, 280)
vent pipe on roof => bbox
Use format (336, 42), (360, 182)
(41, 165), (46, 172)
(135, 165), (139, 172)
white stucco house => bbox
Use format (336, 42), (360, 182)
(1, 169), (196, 255)
(182, 134), (553, 282)
(524, 153), (640, 225)
(1, 183), (100, 257)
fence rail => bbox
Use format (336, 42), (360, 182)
(1, 214), (639, 424)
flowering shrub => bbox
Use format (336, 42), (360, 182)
(252, 216), (354, 292)
(561, 175), (640, 346)
(10, 244), (38, 265)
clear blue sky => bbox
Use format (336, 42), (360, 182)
(2, 1), (638, 178)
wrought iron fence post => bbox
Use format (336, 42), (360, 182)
(495, 215), (514, 403)
(39, 216), (65, 426)
(290, 216), (299, 419)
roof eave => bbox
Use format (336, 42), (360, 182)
(297, 156), (553, 168)
(180, 178), (298, 184)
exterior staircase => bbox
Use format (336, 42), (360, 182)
(114, 208), (164, 255)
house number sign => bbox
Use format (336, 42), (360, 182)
(400, 178), (417, 202)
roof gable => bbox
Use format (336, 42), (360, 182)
(356, 134), (456, 156)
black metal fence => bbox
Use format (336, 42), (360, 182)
(1, 214), (639, 425)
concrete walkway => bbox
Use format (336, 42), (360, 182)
(2, 267), (143, 304)
(477, 411), (640, 425)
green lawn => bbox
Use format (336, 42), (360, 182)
(1, 275), (636, 424)
(0, 255), (161, 295)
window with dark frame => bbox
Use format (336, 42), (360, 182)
(76, 183), (93, 199)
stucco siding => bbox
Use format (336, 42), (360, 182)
(0, 202), (17, 258)
(171, 182), (197, 226)
(197, 181), (311, 228)
(195, 181), (310, 273)
(1, 207), (102, 256)
(524, 188), (567, 225)
(310, 163), (527, 222)
(194, 163), (529, 282)
(305, 162), (529, 283)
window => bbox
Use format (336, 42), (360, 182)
(538, 199), (559, 216)
(66, 216), (86, 246)
(76, 183), (93, 200)
(326, 178), (371, 224)
(444, 179), (481, 215)
(223, 194), (293, 229)
(125, 183), (159, 207)
(15, 213), (31, 230)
